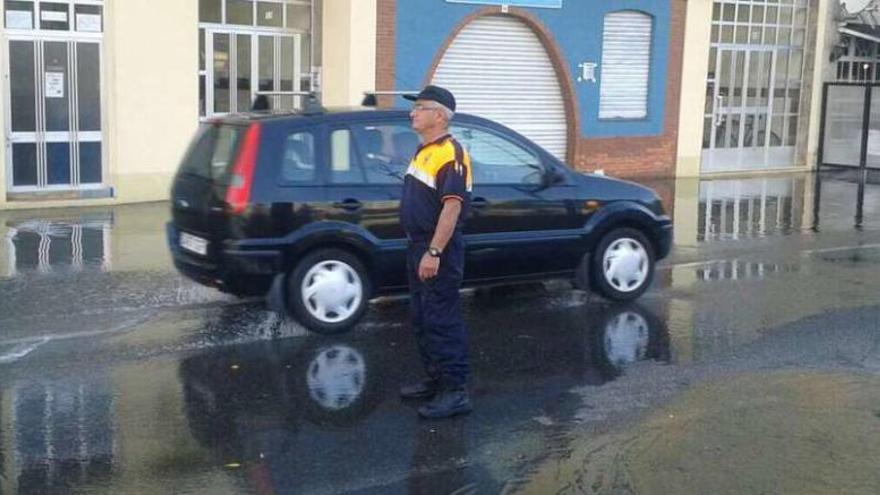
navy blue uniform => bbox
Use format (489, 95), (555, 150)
(400, 134), (473, 388)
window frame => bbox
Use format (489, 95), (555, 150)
(450, 122), (545, 186)
(327, 119), (415, 186)
(3, 0), (104, 35)
(598, 9), (654, 122)
(276, 126), (320, 186)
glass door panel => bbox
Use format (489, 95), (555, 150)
(43, 41), (70, 133)
(76, 43), (101, 132)
(236, 34), (252, 112)
(258, 35), (275, 93)
(213, 33), (231, 114)
(280, 36), (296, 109)
(6, 38), (103, 191)
(77, 41), (102, 184)
(10, 41), (37, 133)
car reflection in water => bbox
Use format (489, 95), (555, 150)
(306, 345), (367, 412)
(180, 300), (670, 493)
(592, 305), (670, 381)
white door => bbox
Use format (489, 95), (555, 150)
(204, 29), (302, 116)
(701, 0), (809, 172)
(6, 37), (102, 191)
(432, 14), (568, 159)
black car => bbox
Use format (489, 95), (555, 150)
(167, 106), (672, 333)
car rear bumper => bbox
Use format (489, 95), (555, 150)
(167, 222), (280, 293)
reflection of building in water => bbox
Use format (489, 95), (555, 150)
(7, 379), (114, 493)
(696, 259), (800, 282)
(4, 214), (112, 276)
(698, 177), (806, 241)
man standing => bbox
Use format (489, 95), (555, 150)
(399, 85), (473, 419)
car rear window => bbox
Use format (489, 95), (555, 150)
(178, 123), (246, 183)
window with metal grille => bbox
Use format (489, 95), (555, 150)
(599, 11), (653, 120)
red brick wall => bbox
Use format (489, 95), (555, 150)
(374, 0), (686, 186)
(375, 0), (397, 108)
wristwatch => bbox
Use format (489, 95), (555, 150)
(427, 247), (442, 257)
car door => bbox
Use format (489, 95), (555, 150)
(451, 122), (584, 280)
(321, 119), (417, 289)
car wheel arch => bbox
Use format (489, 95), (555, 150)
(284, 240), (377, 294)
(587, 210), (660, 256)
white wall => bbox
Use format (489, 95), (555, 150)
(322, 0), (376, 106)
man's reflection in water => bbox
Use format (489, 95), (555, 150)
(408, 419), (476, 495)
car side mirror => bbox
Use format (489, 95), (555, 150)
(540, 165), (564, 188)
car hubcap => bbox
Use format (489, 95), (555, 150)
(306, 345), (366, 410)
(301, 260), (363, 323)
(603, 238), (649, 292)
(603, 311), (649, 369)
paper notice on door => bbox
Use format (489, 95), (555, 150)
(868, 130), (880, 156)
(40, 10), (68, 23)
(5, 10), (33, 29)
(76, 14), (101, 32)
(45, 72), (65, 98)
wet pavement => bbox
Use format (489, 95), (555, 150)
(1, 170), (880, 494)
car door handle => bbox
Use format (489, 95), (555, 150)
(471, 197), (489, 209)
(333, 199), (363, 211)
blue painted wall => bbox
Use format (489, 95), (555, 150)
(394, 0), (671, 138)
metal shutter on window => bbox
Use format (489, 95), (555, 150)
(599, 11), (653, 119)
(432, 15), (568, 159)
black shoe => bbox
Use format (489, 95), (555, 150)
(400, 379), (439, 400)
(417, 388), (472, 419)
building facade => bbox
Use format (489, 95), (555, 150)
(677, 0), (834, 176)
(2, 0), (843, 211)
(375, 0), (687, 180)
(0, 0), (376, 211)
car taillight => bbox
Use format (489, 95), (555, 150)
(225, 122), (262, 215)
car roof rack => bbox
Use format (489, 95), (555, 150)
(361, 90), (418, 107)
(252, 91), (325, 115)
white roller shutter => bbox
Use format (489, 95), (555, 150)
(432, 15), (568, 159)
(599, 11), (653, 120)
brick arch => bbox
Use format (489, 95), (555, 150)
(423, 7), (580, 164)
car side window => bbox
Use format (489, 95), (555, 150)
(451, 125), (541, 185)
(329, 129), (367, 183)
(279, 131), (316, 183)
(354, 122), (416, 184)
(330, 122), (416, 184)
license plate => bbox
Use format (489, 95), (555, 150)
(180, 232), (208, 256)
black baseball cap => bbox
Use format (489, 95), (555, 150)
(403, 85), (456, 112)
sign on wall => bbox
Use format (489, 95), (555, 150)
(445, 0), (562, 8)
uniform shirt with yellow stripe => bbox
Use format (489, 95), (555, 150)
(400, 134), (473, 240)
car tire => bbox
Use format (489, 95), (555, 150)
(590, 228), (655, 301)
(288, 249), (371, 334)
